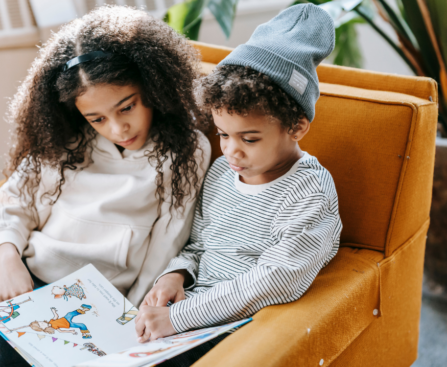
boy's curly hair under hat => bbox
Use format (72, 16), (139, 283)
(195, 65), (307, 132)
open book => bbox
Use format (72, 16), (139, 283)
(0, 264), (251, 367)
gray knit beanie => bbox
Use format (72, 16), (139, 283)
(218, 4), (335, 122)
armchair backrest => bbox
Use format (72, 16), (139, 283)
(192, 41), (438, 257)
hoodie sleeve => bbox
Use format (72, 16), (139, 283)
(0, 163), (55, 256)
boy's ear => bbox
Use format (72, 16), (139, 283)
(290, 117), (310, 142)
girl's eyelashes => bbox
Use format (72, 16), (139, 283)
(121, 103), (135, 113)
(91, 117), (105, 124)
(89, 103), (135, 123)
(243, 139), (259, 144)
(216, 132), (228, 138)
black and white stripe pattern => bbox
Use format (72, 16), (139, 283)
(159, 153), (342, 332)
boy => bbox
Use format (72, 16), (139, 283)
(135, 3), (342, 363)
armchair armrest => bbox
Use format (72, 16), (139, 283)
(194, 247), (383, 367)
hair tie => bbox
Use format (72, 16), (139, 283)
(63, 51), (112, 71)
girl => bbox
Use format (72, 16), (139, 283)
(0, 4), (210, 361)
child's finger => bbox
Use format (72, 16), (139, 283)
(155, 294), (170, 307)
(137, 331), (150, 343)
(140, 298), (148, 307)
(141, 292), (153, 307)
(174, 291), (185, 303)
(135, 317), (145, 337)
(148, 295), (158, 307)
(140, 322), (152, 343)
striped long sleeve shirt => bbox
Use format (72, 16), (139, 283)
(158, 152), (342, 333)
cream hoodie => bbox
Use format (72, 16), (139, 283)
(0, 131), (211, 306)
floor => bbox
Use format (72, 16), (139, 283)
(412, 286), (447, 366)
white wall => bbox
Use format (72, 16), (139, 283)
(0, 3), (414, 179)
(0, 47), (39, 179)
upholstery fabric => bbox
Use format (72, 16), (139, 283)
(193, 247), (383, 367)
(332, 220), (429, 367)
(190, 41), (437, 367)
(0, 41), (437, 367)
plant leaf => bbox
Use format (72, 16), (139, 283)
(164, 2), (189, 34)
(207, 0), (239, 39)
(183, 0), (209, 33)
(355, 4), (419, 74)
(333, 8), (364, 28)
(184, 19), (202, 41)
(426, 0), (447, 71)
(374, 0), (418, 49)
(332, 16), (364, 67)
(290, 0), (330, 6)
(401, 0), (439, 80)
(318, 0), (363, 23)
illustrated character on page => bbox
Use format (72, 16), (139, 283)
(129, 345), (177, 358)
(81, 342), (106, 357)
(52, 280), (86, 301)
(0, 297), (33, 325)
(9, 304), (93, 339)
(128, 336), (211, 358)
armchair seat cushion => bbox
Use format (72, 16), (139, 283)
(194, 247), (384, 367)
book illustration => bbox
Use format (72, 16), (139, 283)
(128, 335), (212, 358)
(52, 280), (87, 301)
(81, 343), (107, 357)
(163, 328), (220, 343)
(0, 297), (33, 325)
(76, 318), (252, 367)
(0, 265), (252, 367)
(8, 305), (93, 339)
(117, 297), (138, 325)
(128, 345), (177, 358)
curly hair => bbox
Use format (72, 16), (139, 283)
(5, 5), (209, 219)
(195, 65), (307, 132)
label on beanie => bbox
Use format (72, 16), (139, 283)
(288, 69), (308, 95)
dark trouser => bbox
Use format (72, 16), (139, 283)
(0, 267), (46, 367)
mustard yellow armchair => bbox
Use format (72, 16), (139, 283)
(0, 42), (437, 367)
(190, 41), (438, 367)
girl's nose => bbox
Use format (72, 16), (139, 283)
(111, 120), (130, 136)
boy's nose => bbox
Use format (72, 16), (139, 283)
(223, 139), (244, 159)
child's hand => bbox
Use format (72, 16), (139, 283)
(135, 305), (176, 342)
(141, 271), (188, 308)
(0, 243), (34, 302)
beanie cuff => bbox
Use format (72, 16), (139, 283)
(219, 44), (320, 121)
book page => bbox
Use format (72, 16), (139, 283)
(76, 319), (252, 367)
(0, 264), (140, 367)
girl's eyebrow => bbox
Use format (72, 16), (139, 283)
(113, 93), (137, 109)
(83, 93), (137, 117)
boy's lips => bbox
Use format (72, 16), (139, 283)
(229, 163), (246, 171)
(117, 135), (138, 146)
